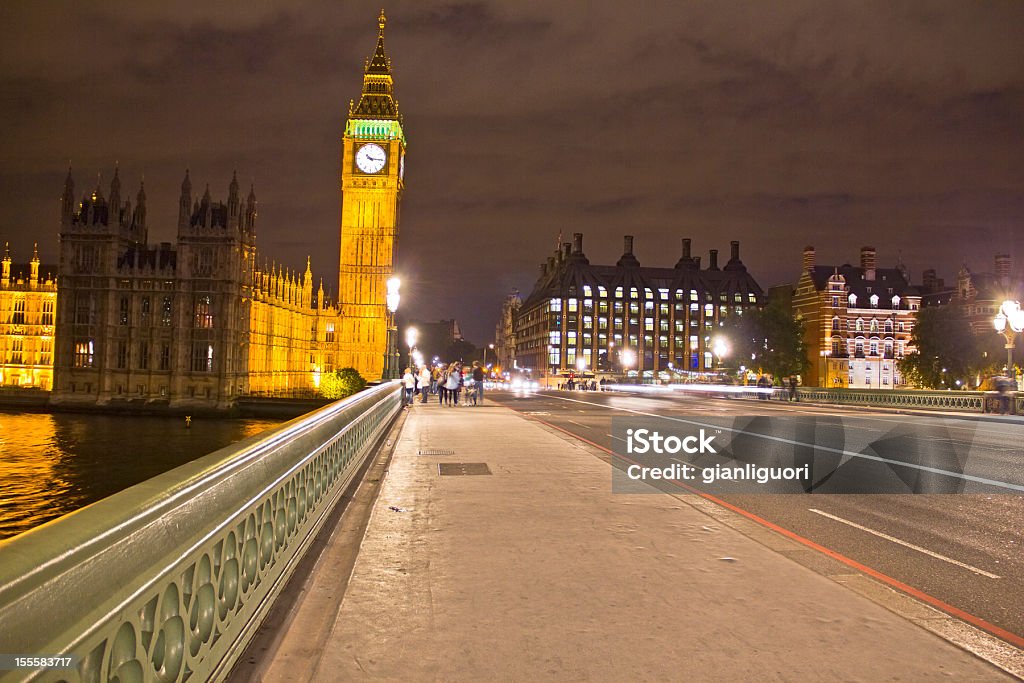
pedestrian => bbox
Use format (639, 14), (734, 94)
(756, 375), (767, 400)
(401, 367), (416, 406)
(471, 361), (485, 405)
(430, 365), (440, 395)
(997, 376), (1011, 415)
(445, 362), (461, 406)
(788, 376), (798, 402)
(437, 365), (448, 406)
(419, 365), (432, 403)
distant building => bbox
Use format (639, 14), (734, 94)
(494, 290), (521, 371)
(515, 233), (764, 380)
(793, 246), (920, 389)
(0, 244), (57, 389)
(404, 318), (464, 363)
(952, 255), (1022, 335)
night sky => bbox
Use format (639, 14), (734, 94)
(2, 2), (1022, 343)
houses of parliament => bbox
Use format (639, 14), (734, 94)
(0, 11), (405, 409)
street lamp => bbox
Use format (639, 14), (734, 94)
(385, 277), (401, 379)
(712, 337), (728, 367)
(819, 349), (830, 388)
(620, 348), (636, 382)
(405, 326), (418, 371)
(994, 300), (1024, 377)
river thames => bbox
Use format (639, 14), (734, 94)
(0, 411), (282, 539)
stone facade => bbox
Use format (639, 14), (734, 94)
(51, 169), (337, 410)
(0, 244), (57, 389)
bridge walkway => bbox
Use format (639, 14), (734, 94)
(246, 398), (1013, 681)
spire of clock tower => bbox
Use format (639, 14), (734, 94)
(352, 9), (400, 121)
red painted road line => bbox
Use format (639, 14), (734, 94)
(508, 404), (1024, 650)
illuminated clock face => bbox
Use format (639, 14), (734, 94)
(399, 153), (405, 180)
(355, 143), (387, 174)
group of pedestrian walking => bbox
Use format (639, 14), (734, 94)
(401, 360), (488, 408)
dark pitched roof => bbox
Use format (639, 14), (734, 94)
(807, 265), (918, 310)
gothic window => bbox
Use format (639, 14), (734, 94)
(74, 339), (94, 368)
(161, 296), (173, 327)
(193, 295), (214, 328)
(141, 297), (151, 325)
(160, 344), (170, 371)
(191, 343), (214, 372)
(870, 319), (878, 332)
(119, 296), (130, 326)
(197, 248), (214, 276)
(138, 341), (150, 370)
(848, 293), (857, 306)
(855, 318), (863, 332)
(116, 340), (129, 369)
(12, 298), (25, 325)
(42, 300), (54, 326)
(831, 317), (840, 331)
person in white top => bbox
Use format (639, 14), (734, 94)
(402, 368), (416, 406)
(418, 366), (432, 403)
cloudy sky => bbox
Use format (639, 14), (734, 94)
(2, 1), (1022, 342)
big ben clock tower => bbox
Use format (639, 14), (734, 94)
(338, 9), (406, 380)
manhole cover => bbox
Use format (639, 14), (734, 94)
(418, 448), (455, 456)
(438, 463), (492, 476)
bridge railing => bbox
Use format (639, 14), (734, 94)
(794, 387), (1022, 414)
(0, 381), (403, 683)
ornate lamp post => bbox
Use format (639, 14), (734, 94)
(993, 299), (1024, 378)
(712, 337), (729, 370)
(385, 277), (401, 379)
(405, 326), (419, 373)
(620, 348), (636, 381)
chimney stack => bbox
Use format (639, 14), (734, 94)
(682, 238), (691, 260)
(562, 242), (571, 259)
(730, 240), (740, 261)
(860, 246), (876, 280)
(572, 232), (583, 254)
(623, 235), (634, 255)
(802, 246), (815, 272)
(709, 249), (719, 270)
(995, 254), (1012, 281)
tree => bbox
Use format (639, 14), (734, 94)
(897, 306), (978, 389)
(721, 297), (809, 380)
(319, 367), (366, 400)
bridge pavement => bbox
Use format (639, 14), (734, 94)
(247, 399), (1015, 681)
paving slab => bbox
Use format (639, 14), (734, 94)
(265, 402), (1012, 681)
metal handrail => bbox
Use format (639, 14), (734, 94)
(0, 381), (403, 683)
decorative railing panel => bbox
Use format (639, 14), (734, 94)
(794, 388), (997, 413)
(0, 382), (402, 683)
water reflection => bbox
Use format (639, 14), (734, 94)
(0, 412), (281, 539)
